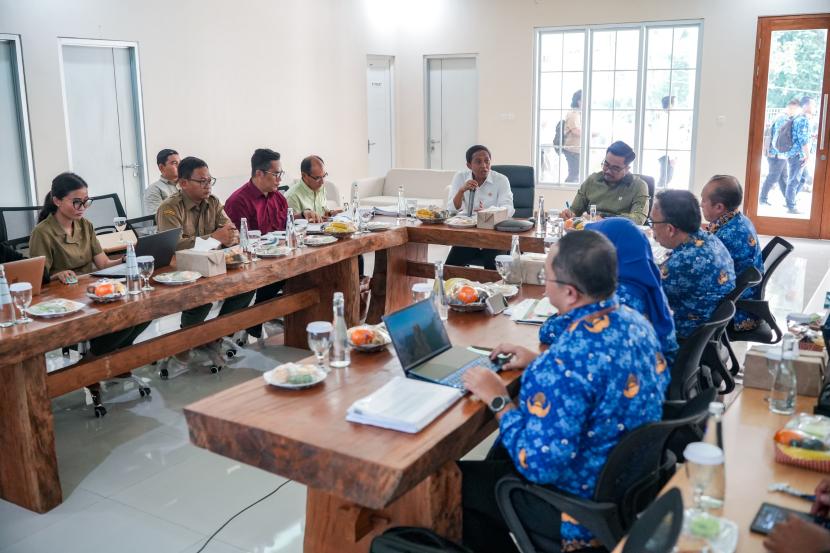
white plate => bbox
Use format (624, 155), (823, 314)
(446, 217), (476, 228)
(347, 324), (392, 352)
(365, 222), (392, 232)
(263, 364), (328, 389)
(27, 298), (85, 318)
(153, 270), (202, 285)
(305, 235), (338, 247)
(484, 283), (519, 298)
(256, 245), (293, 257)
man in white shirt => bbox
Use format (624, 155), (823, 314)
(445, 145), (514, 269)
(145, 148), (180, 216)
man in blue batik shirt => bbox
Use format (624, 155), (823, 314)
(651, 190), (735, 339)
(701, 175), (764, 331)
(784, 96), (814, 214)
(460, 231), (666, 553)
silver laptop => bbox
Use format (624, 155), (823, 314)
(92, 228), (182, 277)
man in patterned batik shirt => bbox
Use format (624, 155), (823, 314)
(460, 231), (666, 553)
(701, 175), (764, 331)
(651, 190), (735, 339)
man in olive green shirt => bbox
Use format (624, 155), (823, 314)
(284, 155), (340, 223)
(561, 141), (650, 225)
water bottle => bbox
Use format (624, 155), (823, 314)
(125, 241), (142, 295)
(351, 183), (361, 221)
(535, 195), (545, 237)
(508, 235), (522, 286)
(700, 402), (726, 513)
(330, 292), (350, 368)
(239, 217), (249, 251)
(432, 261), (449, 321)
(703, 401), (725, 452)
(588, 204), (597, 222)
(396, 185), (406, 226)
(0, 266), (16, 327)
(769, 333), (798, 415)
(684, 441), (725, 517)
(285, 208), (295, 249)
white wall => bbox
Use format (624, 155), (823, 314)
(2, 0), (828, 210)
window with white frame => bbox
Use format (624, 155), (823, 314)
(535, 22), (701, 189)
(0, 35), (35, 207)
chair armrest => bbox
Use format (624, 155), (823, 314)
(735, 299), (782, 342)
(353, 177), (384, 199)
(662, 400), (686, 420)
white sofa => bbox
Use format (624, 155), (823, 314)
(352, 168), (456, 209)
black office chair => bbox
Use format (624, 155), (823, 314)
(726, 236), (794, 345)
(621, 488), (684, 553)
(669, 301), (736, 401)
(662, 387), (717, 465)
(85, 193), (128, 234)
(0, 205), (42, 254)
(492, 165), (534, 219)
(127, 214), (157, 237)
(634, 174), (656, 216)
(495, 411), (705, 552)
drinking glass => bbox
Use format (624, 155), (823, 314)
(136, 255), (155, 291)
(247, 229), (261, 260)
(293, 220), (308, 248)
(358, 208), (373, 233)
(588, 204), (597, 222)
(683, 442), (724, 514)
(307, 321), (333, 372)
(114, 216), (128, 243)
(9, 282), (32, 324)
(494, 255), (513, 285)
(406, 199), (418, 225)
(412, 282), (432, 303)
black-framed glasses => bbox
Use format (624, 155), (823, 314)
(189, 177), (216, 188)
(303, 172), (328, 183)
(71, 198), (93, 210)
(645, 217), (672, 228)
(601, 160), (627, 174)
(263, 169), (286, 179)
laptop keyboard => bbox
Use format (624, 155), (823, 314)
(441, 357), (500, 390)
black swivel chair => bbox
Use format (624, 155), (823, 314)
(662, 387), (718, 465)
(634, 174), (656, 216)
(495, 410), (707, 552)
(85, 193), (128, 234)
(492, 165), (534, 219)
(0, 205), (42, 254)
(620, 488), (684, 553)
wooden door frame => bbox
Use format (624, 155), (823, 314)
(744, 14), (830, 239)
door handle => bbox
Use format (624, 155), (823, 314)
(429, 139), (441, 144)
(122, 163), (141, 177)
(820, 93), (828, 152)
(368, 140), (377, 153)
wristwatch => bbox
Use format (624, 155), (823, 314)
(488, 395), (511, 414)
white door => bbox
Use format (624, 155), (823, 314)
(426, 57), (478, 169)
(61, 43), (146, 217)
(0, 37), (34, 207)
(366, 56), (394, 178)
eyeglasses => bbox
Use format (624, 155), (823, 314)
(263, 169), (285, 179)
(304, 172), (328, 183)
(601, 160), (628, 174)
(189, 177), (216, 188)
(645, 217), (672, 228)
(537, 268), (584, 294)
(70, 198), (93, 210)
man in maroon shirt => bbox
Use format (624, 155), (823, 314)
(224, 148), (288, 340)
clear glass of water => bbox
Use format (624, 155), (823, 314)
(495, 255), (513, 285)
(247, 229), (261, 260)
(589, 204), (597, 222)
(136, 255), (155, 291)
(406, 199), (418, 225)
(293, 220), (308, 248)
(307, 321), (333, 372)
(114, 216), (128, 242)
(358, 208), (373, 233)
(9, 282), (32, 323)
(412, 282), (432, 303)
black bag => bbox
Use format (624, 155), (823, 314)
(552, 119), (566, 155)
(370, 526), (473, 553)
(774, 117), (794, 153)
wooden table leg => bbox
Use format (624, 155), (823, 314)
(303, 462), (461, 553)
(0, 355), (61, 513)
(367, 243), (428, 324)
(284, 256), (359, 348)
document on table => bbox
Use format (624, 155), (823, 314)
(508, 297), (557, 325)
(346, 376), (463, 433)
(372, 206), (399, 217)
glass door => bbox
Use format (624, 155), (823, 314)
(745, 15), (830, 238)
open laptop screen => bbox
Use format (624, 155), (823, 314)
(383, 299), (452, 371)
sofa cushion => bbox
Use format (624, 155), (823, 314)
(382, 168), (456, 200)
(363, 196), (445, 209)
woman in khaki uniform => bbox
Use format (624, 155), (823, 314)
(29, 172), (152, 416)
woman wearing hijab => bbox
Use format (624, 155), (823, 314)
(539, 217), (678, 368)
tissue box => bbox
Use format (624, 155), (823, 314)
(175, 249), (226, 277)
(476, 207), (508, 230)
(521, 253), (547, 284)
(743, 346), (827, 397)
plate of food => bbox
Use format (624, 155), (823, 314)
(446, 215), (476, 228)
(446, 281), (489, 312)
(263, 363), (327, 389)
(27, 298), (85, 318)
(564, 217), (585, 232)
(224, 247), (249, 268)
(365, 222), (392, 232)
(305, 235), (338, 247)
(347, 324), (391, 352)
(416, 207), (449, 224)
(153, 270), (202, 285)
(255, 244), (293, 257)
(483, 282), (519, 299)
(85, 279), (127, 303)
(323, 221), (357, 239)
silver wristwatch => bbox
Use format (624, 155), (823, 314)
(488, 395), (511, 414)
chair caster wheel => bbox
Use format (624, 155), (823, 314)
(210, 365), (222, 374)
(225, 349), (236, 359)
(94, 405), (107, 418)
(159, 368), (169, 380)
(235, 339), (245, 347)
(139, 387), (151, 397)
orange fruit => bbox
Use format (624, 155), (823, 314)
(457, 285), (478, 304)
(563, 218), (575, 229)
(350, 328), (375, 346)
(95, 282), (115, 297)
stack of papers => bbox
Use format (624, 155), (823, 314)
(346, 377), (463, 433)
(372, 206), (400, 217)
(508, 297), (557, 325)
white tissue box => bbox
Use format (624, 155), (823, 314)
(476, 207), (508, 229)
(521, 253), (547, 284)
(175, 249), (226, 277)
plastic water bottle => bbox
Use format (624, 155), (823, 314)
(508, 235), (522, 286)
(535, 195), (545, 237)
(700, 402), (726, 513)
(330, 292), (350, 368)
(351, 183), (361, 221)
(396, 185), (406, 226)
(125, 241), (142, 295)
(703, 401), (725, 452)
(239, 217), (249, 251)
(0, 266), (16, 327)
(769, 333), (798, 415)
(285, 208), (295, 249)
(432, 261), (449, 321)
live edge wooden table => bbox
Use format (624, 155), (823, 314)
(0, 221), (544, 517)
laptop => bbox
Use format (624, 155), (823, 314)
(382, 298), (500, 390)
(3, 256), (46, 295)
(92, 228), (182, 277)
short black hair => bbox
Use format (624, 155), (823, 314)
(661, 95), (676, 109)
(552, 230), (617, 300)
(655, 190), (701, 233)
(707, 175), (743, 211)
(606, 141), (635, 165)
(251, 148), (281, 177)
(465, 145), (491, 164)
(570, 90), (582, 109)
(178, 156), (208, 181)
(300, 155), (324, 175)
(156, 148), (178, 167)
(800, 95), (815, 108)
(787, 98), (801, 107)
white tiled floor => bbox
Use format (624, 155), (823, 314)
(1, 238), (828, 553)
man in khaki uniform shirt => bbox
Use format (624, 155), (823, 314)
(157, 156), (253, 329)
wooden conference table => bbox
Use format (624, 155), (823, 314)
(0, 220), (544, 515)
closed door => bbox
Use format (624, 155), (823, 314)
(426, 57), (478, 169)
(744, 15), (830, 238)
(61, 43), (146, 217)
(0, 37), (34, 207)
(367, 56), (394, 178)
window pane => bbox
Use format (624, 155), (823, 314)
(670, 69), (696, 109)
(592, 31), (616, 71)
(647, 28), (674, 70)
(562, 73), (583, 110)
(667, 110), (693, 150)
(672, 26), (699, 69)
(643, 110), (669, 150)
(614, 71), (637, 109)
(612, 110), (636, 145)
(668, 150), (691, 189)
(540, 146), (564, 184)
(641, 150), (666, 184)
(540, 109), (563, 145)
(589, 148), (606, 175)
(590, 71), (614, 108)
(562, 32), (585, 71)
(539, 72), (563, 110)
(590, 110), (612, 147)
(645, 69), (672, 109)
(615, 29), (640, 71)
(540, 32), (563, 72)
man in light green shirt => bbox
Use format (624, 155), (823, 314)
(285, 155), (340, 222)
(561, 141), (650, 225)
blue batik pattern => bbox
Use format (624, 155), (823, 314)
(660, 230), (735, 339)
(707, 211), (764, 330)
(500, 296), (665, 548)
